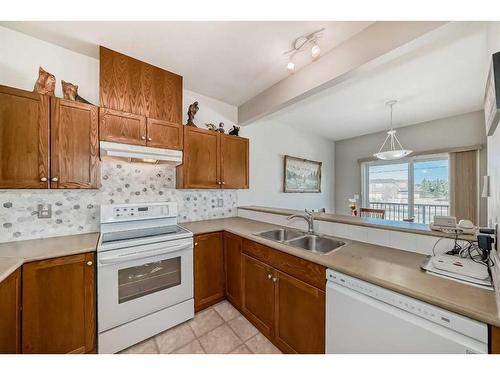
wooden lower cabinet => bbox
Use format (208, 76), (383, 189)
(194, 232), (225, 311)
(274, 270), (325, 353)
(224, 232), (243, 309)
(490, 325), (500, 353)
(0, 269), (21, 353)
(242, 254), (276, 337)
(22, 252), (96, 354)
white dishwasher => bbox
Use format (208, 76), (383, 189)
(326, 270), (488, 354)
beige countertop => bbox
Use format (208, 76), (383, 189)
(182, 217), (500, 327)
(0, 232), (99, 283)
(238, 205), (477, 240)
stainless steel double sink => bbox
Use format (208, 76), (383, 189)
(253, 228), (348, 255)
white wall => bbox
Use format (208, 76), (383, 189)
(238, 120), (335, 212)
(183, 89), (237, 126)
(334, 111), (487, 224)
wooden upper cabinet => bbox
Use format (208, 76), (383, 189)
(177, 127), (249, 189)
(0, 269), (21, 354)
(221, 134), (249, 189)
(100, 46), (182, 123)
(0, 85), (50, 188)
(224, 232), (243, 309)
(178, 127), (220, 189)
(242, 254), (275, 337)
(146, 118), (183, 150)
(274, 270), (325, 354)
(99, 107), (147, 146)
(51, 98), (99, 189)
(194, 232), (225, 312)
(22, 252), (96, 354)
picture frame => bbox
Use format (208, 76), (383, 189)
(484, 52), (500, 136)
(283, 155), (322, 193)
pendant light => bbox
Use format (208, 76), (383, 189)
(373, 100), (412, 160)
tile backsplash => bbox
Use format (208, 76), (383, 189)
(0, 159), (237, 243)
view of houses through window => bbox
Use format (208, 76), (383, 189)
(363, 156), (449, 224)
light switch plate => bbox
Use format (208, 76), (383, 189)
(37, 204), (52, 219)
(217, 198), (224, 208)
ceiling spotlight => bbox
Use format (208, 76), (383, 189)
(311, 42), (321, 59)
(283, 28), (324, 73)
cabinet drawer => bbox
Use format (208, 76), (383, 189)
(242, 239), (326, 291)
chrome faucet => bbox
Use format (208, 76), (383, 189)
(287, 209), (314, 233)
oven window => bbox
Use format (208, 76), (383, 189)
(118, 257), (181, 304)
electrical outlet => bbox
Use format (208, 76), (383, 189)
(37, 204), (52, 219)
(217, 198), (224, 208)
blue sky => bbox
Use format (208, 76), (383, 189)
(369, 159), (448, 184)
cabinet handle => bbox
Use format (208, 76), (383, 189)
(148, 137), (152, 141)
(272, 277), (277, 283)
(87, 261), (93, 266)
(51, 177), (59, 182)
(222, 181), (225, 185)
(194, 242), (198, 246)
(40, 177), (47, 182)
(267, 274), (272, 279)
(141, 136), (146, 140)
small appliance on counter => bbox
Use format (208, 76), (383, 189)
(97, 202), (194, 353)
(429, 216), (478, 235)
(421, 226), (495, 289)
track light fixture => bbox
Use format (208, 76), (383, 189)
(284, 28), (324, 73)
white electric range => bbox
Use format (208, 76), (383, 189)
(97, 202), (194, 354)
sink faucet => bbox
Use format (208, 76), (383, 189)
(287, 209), (314, 233)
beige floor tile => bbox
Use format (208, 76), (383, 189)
(228, 315), (258, 341)
(245, 333), (281, 354)
(230, 344), (252, 354)
(120, 338), (158, 354)
(155, 322), (196, 353)
(189, 308), (224, 337)
(199, 324), (243, 354)
(173, 339), (205, 354)
(213, 300), (241, 321)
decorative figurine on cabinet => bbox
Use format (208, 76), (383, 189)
(228, 125), (240, 136)
(217, 122), (225, 133)
(186, 101), (199, 127)
(33, 67), (56, 96)
(61, 80), (91, 104)
(205, 123), (217, 131)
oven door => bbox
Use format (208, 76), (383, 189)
(98, 237), (193, 332)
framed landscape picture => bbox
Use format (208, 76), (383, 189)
(283, 155), (322, 193)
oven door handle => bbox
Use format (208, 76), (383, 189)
(98, 243), (191, 265)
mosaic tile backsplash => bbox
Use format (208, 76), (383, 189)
(0, 159), (237, 243)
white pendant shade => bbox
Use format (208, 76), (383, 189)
(374, 101), (412, 160)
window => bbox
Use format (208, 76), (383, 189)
(362, 155), (449, 224)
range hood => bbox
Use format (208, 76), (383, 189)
(100, 141), (183, 165)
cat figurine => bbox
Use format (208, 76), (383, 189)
(228, 125), (240, 136)
(33, 67), (56, 96)
(61, 80), (91, 104)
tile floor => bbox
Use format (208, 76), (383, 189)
(120, 300), (282, 354)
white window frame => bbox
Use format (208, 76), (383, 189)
(361, 153), (449, 221)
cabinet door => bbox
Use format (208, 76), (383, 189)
(179, 127), (220, 188)
(194, 232), (225, 311)
(51, 98), (99, 189)
(274, 270), (325, 354)
(220, 134), (249, 189)
(99, 107), (147, 146)
(242, 254), (275, 337)
(0, 269), (21, 354)
(0, 85), (50, 188)
(224, 232), (242, 309)
(146, 118), (183, 150)
(22, 253), (96, 354)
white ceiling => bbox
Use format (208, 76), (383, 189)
(264, 22), (490, 141)
(1, 21), (373, 106)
